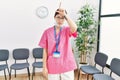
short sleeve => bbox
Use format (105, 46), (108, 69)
(38, 30), (48, 49)
(66, 27), (77, 38)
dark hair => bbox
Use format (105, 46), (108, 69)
(54, 9), (67, 17)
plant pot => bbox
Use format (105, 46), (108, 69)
(80, 53), (87, 64)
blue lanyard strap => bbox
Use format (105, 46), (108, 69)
(54, 26), (62, 51)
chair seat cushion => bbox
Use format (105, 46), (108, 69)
(93, 74), (115, 80)
(80, 65), (101, 74)
(0, 64), (8, 71)
(32, 62), (43, 68)
(10, 63), (29, 70)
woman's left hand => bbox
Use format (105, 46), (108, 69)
(56, 8), (67, 17)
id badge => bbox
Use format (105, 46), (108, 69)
(53, 51), (60, 58)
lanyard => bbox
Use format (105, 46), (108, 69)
(54, 26), (62, 51)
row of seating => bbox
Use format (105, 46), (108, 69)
(0, 48), (43, 80)
(78, 52), (120, 80)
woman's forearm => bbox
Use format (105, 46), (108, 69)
(55, 9), (77, 33)
(43, 48), (47, 69)
(65, 14), (77, 33)
(42, 48), (48, 78)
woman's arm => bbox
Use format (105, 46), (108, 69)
(42, 48), (48, 78)
(64, 14), (77, 33)
(43, 48), (47, 68)
(56, 9), (77, 33)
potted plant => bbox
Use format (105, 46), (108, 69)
(76, 4), (97, 64)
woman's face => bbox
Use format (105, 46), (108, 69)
(54, 14), (65, 26)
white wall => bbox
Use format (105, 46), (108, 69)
(0, 0), (99, 75)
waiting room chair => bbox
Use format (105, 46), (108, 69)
(78, 52), (108, 80)
(93, 58), (120, 80)
(32, 48), (43, 80)
(9, 48), (30, 80)
(0, 49), (9, 80)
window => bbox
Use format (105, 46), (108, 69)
(98, 0), (120, 65)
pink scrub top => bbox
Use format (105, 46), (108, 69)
(39, 26), (77, 74)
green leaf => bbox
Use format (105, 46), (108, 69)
(75, 4), (98, 54)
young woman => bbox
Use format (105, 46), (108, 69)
(39, 8), (77, 80)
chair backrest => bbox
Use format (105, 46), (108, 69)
(110, 58), (120, 76)
(13, 48), (29, 60)
(95, 52), (108, 67)
(0, 49), (9, 61)
(33, 48), (43, 59)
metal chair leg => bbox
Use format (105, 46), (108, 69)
(92, 75), (93, 80)
(7, 67), (10, 75)
(78, 69), (80, 80)
(32, 67), (35, 80)
(9, 69), (12, 80)
(33, 67), (35, 76)
(27, 67), (30, 80)
(15, 70), (16, 77)
(4, 69), (7, 80)
(87, 74), (89, 80)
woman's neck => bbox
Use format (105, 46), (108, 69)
(55, 26), (61, 34)
(55, 26), (61, 30)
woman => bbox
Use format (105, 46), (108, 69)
(39, 8), (77, 80)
